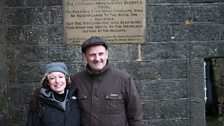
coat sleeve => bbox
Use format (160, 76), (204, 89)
(126, 77), (142, 126)
(26, 110), (41, 126)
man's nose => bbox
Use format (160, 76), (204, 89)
(95, 55), (100, 61)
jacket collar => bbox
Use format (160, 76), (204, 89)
(39, 87), (69, 111)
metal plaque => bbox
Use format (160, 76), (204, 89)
(64, 0), (145, 44)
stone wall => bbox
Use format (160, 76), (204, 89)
(0, 0), (9, 125)
(0, 0), (224, 126)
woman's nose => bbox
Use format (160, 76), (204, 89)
(55, 77), (60, 83)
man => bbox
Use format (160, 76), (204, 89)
(71, 36), (142, 126)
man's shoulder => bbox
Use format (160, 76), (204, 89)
(110, 67), (131, 78)
(71, 70), (86, 78)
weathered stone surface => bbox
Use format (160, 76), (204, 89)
(4, 0), (26, 6)
(0, 8), (3, 25)
(143, 42), (189, 59)
(6, 46), (48, 62)
(146, 23), (173, 42)
(5, 8), (32, 25)
(142, 101), (157, 120)
(189, 98), (206, 126)
(0, 0), (224, 125)
(5, 26), (28, 45)
(48, 45), (82, 61)
(148, 0), (221, 3)
(7, 85), (35, 125)
(147, 0), (190, 3)
(16, 63), (43, 83)
(142, 118), (188, 126)
(42, 0), (62, 6)
(47, 25), (64, 43)
(0, 28), (4, 44)
(139, 79), (188, 100)
(193, 42), (224, 58)
(116, 59), (188, 80)
(109, 44), (139, 61)
(148, 5), (191, 22)
(157, 99), (188, 119)
(192, 4), (224, 23)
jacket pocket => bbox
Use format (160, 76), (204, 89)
(104, 93), (124, 114)
(77, 93), (89, 112)
(77, 93), (87, 100)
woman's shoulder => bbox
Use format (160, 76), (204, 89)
(28, 88), (42, 111)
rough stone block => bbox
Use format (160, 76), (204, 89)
(68, 62), (85, 74)
(5, 8), (32, 25)
(191, 0), (220, 3)
(48, 45), (82, 62)
(4, 0), (26, 6)
(109, 44), (139, 61)
(0, 8), (3, 25)
(139, 79), (188, 100)
(47, 25), (63, 44)
(17, 63), (42, 83)
(5, 26), (26, 45)
(0, 113), (10, 126)
(0, 1), (3, 7)
(192, 4), (224, 23)
(25, 26), (48, 45)
(142, 101), (157, 120)
(139, 80), (158, 100)
(143, 42), (189, 60)
(142, 118), (188, 126)
(0, 33), (3, 45)
(116, 59), (187, 80)
(6, 46), (48, 62)
(147, 0), (190, 3)
(172, 24), (221, 42)
(48, 7), (63, 24)
(189, 98), (206, 126)
(42, 0), (62, 6)
(190, 41), (224, 59)
(148, 5), (191, 22)
(146, 23), (172, 42)
(7, 85), (35, 125)
(188, 59), (205, 100)
(29, 7), (50, 25)
(5, 26), (49, 45)
(157, 99), (188, 119)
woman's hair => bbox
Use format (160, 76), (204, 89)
(28, 74), (71, 111)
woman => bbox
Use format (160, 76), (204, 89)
(26, 62), (80, 126)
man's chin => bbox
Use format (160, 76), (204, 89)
(92, 66), (103, 71)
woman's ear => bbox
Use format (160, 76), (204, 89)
(82, 53), (87, 61)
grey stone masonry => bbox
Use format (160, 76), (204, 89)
(0, 0), (224, 126)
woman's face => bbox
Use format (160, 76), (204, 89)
(47, 71), (66, 94)
(83, 45), (108, 71)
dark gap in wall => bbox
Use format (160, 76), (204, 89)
(205, 57), (224, 126)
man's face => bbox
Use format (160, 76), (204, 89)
(83, 45), (108, 71)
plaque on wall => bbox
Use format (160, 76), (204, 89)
(64, 0), (145, 44)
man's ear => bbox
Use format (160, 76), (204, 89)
(105, 50), (109, 59)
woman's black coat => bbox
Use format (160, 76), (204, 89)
(26, 84), (80, 126)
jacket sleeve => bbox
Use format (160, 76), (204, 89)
(26, 110), (41, 126)
(126, 77), (142, 126)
